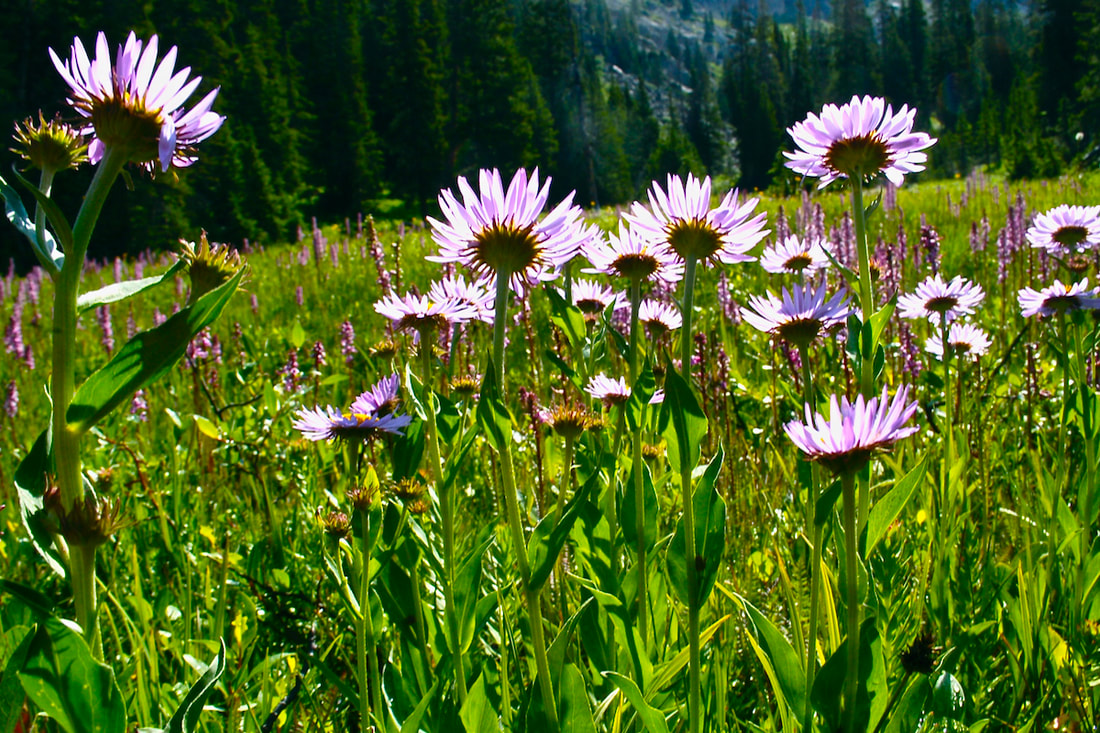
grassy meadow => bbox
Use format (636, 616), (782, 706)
(2, 169), (1099, 732)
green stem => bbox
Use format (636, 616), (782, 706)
(629, 278), (647, 636)
(800, 350), (822, 732)
(851, 174), (875, 540)
(841, 470), (861, 733)
(71, 543), (100, 654)
(358, 510), (382, 725)
(1073, 316), (1097, 623)
(679, 256), (702, 733)
(421, 331), (466, 703)
(490, 269), (558, 729)
(941, 315), (954, 517)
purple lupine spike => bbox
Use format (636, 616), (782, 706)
(126, 311), (137, 339)
(919, 219), (941, 275)
(312, 340), (327, 369)
(153, 307), (166, 326)
(330, 242), (339, 268)
(357, 213), (364, 239)
(883, 182), (898, 212)
(717, 272), (740, 325)
(340, 320), (357, 366)
(996, 229), (1012, 285)
(113, 257), (123, 282)
(312, 226), (325, 265)
(296, 286), (304, 307)
(97, 305), (114, 353)
(774, 206), (790, 244)
(898, 322), (922, 379)
(187, 328), (213, 362)
(366, 217), (392, 297)
(250, 294), (259, 316)
(280, 349), (301, 392)
(298, 245), (309, 267)
(4, 380), (18, 418)
(130, 389), (148, 422)
(4, 286), (26, 358)
(874, 237), (900, 297)
(25, 268), (41, 307)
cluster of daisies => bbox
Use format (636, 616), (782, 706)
(1018, 205), (1100, 318)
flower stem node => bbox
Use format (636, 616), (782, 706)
(44, 483), (122, 548)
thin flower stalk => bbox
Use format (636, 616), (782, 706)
(357, 508), (384, 726)
(1072, 316), (1098, 624)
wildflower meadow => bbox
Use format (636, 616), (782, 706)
(2, 30), (1100, 733)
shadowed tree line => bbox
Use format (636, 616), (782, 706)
(0, 0), (1092, 263)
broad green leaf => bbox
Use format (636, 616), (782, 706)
(738, 595), (805, 719)
(548, 598), (594, 684)
(0, 174), (64, 272)
(559, 664), (596, 733)
(620, 461), (658, 550)
(815, 478), (842, 526)
(399, 679), (439, 733)
(544, 285), (587, 350)
(666, 448), (725, 607)
(1, 579), (57, 617)
(603, 672), (669, 733)
(810, 619), (886, 732)
(5, 167), (74, 257)
(290, 320), (306, 349)
(868, 298), (896, 349)
(460, 673), (501, 733)
(658, 360), (707, 474)
(67, 266), (245, 433)
(14, 431), (67, 576)
(883, 676), (932, 733)
(76, 260), (185, 313)
(865, 457), (927, 556)
(0, 625), (33, 733)
(192, 414), (220, 439)
(19, 618), (126, 733)
(455, 530), (495, 652)
(476, 365), (511, 453)
(529, 473), (594, 591)
(932, 672), (966, 721)
(625, 361), (655, 433)
(391, 420), (426, 484)
(165, 641), (226, 733)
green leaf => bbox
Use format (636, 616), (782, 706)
(666, 448), (725, 607)
(620, 461), (658, 550)
(883, 676), (932, 733)
(14, 431), (67, 577)
(1, 579), (57, 618)
(192, 415), (220, 439)
(0, 626), (33, 733)
(625, 362), (655, 433)
(290, 320), (306, 350)
(815, 479), (842, 526)
(76, 260), (185, 313)
(476, 365), (512, 453)
(658, 359), (707, 474)
(603, 672), (669, 733)
(933, 672), (966, 721)
(0, 174), (64, 272)
(18, 618), (126, 733)
(810, 619), (886, 731)
(548, 598), (594, 684)
(559, 664), (596, 733)
(544, 285), (587, 350)
(460, 673), (501, 733)
(737, 595), (805, 718)
(455, 530), (495, 652)
(865, 457), (927, 556)
(67, 266), (245, 433)
(399, 679), (439, 733)
(391, 420), (426, 484)
(529, 473), (594, 591)
(165, 641), (226, 733)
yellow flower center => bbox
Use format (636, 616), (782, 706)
(472, 221), (543, 276)
(666, 219), (723, 261)
(824, 134), (891, 179)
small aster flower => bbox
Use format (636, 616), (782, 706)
(741, 283), (850, 348)
(292, 404), (411, 441)
(428, 274), (495, 324)
(585, 374), (631, 407)
(925, 323), (992, 359)
(538, 404), (594, 440)
(759, 235), (831, 275)
(897, 274), (985, 323)
(571, 279), (626, 321)
(638, 300), (683, 337)
(626, 173), (768, 265)
(349, 373), (402, 416)
(50, 32), (225, 171)
(1026, 205), (1100, 257)
(784, 385), (920, 476)
(785, 95), (936, 188)
(583, 223), (684, 284)
(1018, 278), (1100, 318)
(426, 168), (594, 293)
(4, 380), (18, 418)
(373, 291), (478, 333)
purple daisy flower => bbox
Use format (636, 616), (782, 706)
(1025, 205), (1100, 256)
(373, 291), (479, 333)
(625, 174), (768, 266)
(428, 274), (496, 324)
(1018, 278), (1100, 318)
(784, 384), (920, 475)
(582, 223), (684, 284)
(50, 32), (224, 171)
(741, 283), (850, 347)
(349, 373), (402, 416)
(759, 235), (831, 275)
(585, 374), (631, 406)
(897, 274), (985, 323)
(785, 95), (936, 188)
(925, 322), (992, 359)
(292, 405), (411, 441)
(571, 279), (627, 320)
(638, 300), (683, 336)
(426, 168), (595, 293)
